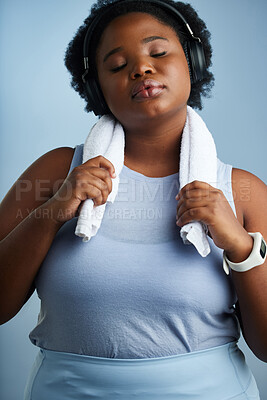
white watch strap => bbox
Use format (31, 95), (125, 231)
(223, 232), (267, 275)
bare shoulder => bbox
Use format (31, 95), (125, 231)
(10, 146), (76, 197)
(22, 146), (75, 182)
(232, 167), (267, 231)
(0, 147), (75, 240)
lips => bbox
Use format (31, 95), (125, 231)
(131, 79), (165, 99)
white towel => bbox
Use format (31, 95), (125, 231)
(179, 106), (217, 257)
(75, 106), (217, 257)
(75, 115), (125, 241)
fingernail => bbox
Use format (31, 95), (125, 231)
(112, 172), (117, 178)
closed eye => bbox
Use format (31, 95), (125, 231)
(110, 51), (167, 72)
(151, 51), (167, 57)
(110, 64), (127, 72)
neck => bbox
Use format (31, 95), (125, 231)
(123, 107), (187, 177)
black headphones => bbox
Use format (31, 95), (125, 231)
(82, 0), (207, 116)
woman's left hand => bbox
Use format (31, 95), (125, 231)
(175, 180), (252, 256)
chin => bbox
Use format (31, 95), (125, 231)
(134, 99), (187, 120)
(110, 96), (188, 127)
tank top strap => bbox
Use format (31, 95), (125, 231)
(216, 158), (237, 218)
(67, 144), (84, 175)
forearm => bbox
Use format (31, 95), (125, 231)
(0, 201), (64, 324)
(231, 268), (267, 361)
(226, 236), (267, 362)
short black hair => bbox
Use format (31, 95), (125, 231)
(64, 0), (214, 114)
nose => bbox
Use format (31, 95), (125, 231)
(130, 57), (155, 79)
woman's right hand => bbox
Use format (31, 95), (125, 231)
(46, 156), (116, 224)
(0, 148), (117, 323)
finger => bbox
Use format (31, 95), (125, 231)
(88, 167), (113, 194)
(175, 181), (213, 200)
(85, 175), (110, 205)
(83, 156), (116, 178)
(83, 183), (104, 206)
(176, 190), (210, 217)
(92, 193), (104, 207)
(177, 188), (211, 202)
(176, 205), (209, 227)
(176, 197), (208, 220)
(74, 174), (109, 206)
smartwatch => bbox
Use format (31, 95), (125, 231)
(223, 232), (267, 275)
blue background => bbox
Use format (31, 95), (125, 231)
(0, 0), (266, 398)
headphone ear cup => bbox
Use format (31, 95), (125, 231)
(183, 40), (207, 83)
(183, 42), (193, 83)
(84, 77), (110, 116)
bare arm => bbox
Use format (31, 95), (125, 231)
(0, 202), (65, 324)
(176, 168), (267, 362)
(0, 147), (74, 324)
(0, 147), (116, 324)
(230, 168), (267, 362)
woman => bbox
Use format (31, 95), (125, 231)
(0, 0), (266, 398)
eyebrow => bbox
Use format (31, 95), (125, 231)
(103, 36), (169, 63)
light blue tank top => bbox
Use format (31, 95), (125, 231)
(29, 144), (240, 358)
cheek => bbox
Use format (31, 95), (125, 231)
(96, 72), (109, 102)
(166, 58), (191, 96)
(97, 72), (124, 106)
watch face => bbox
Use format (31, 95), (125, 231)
(260, 239), (266, 259)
